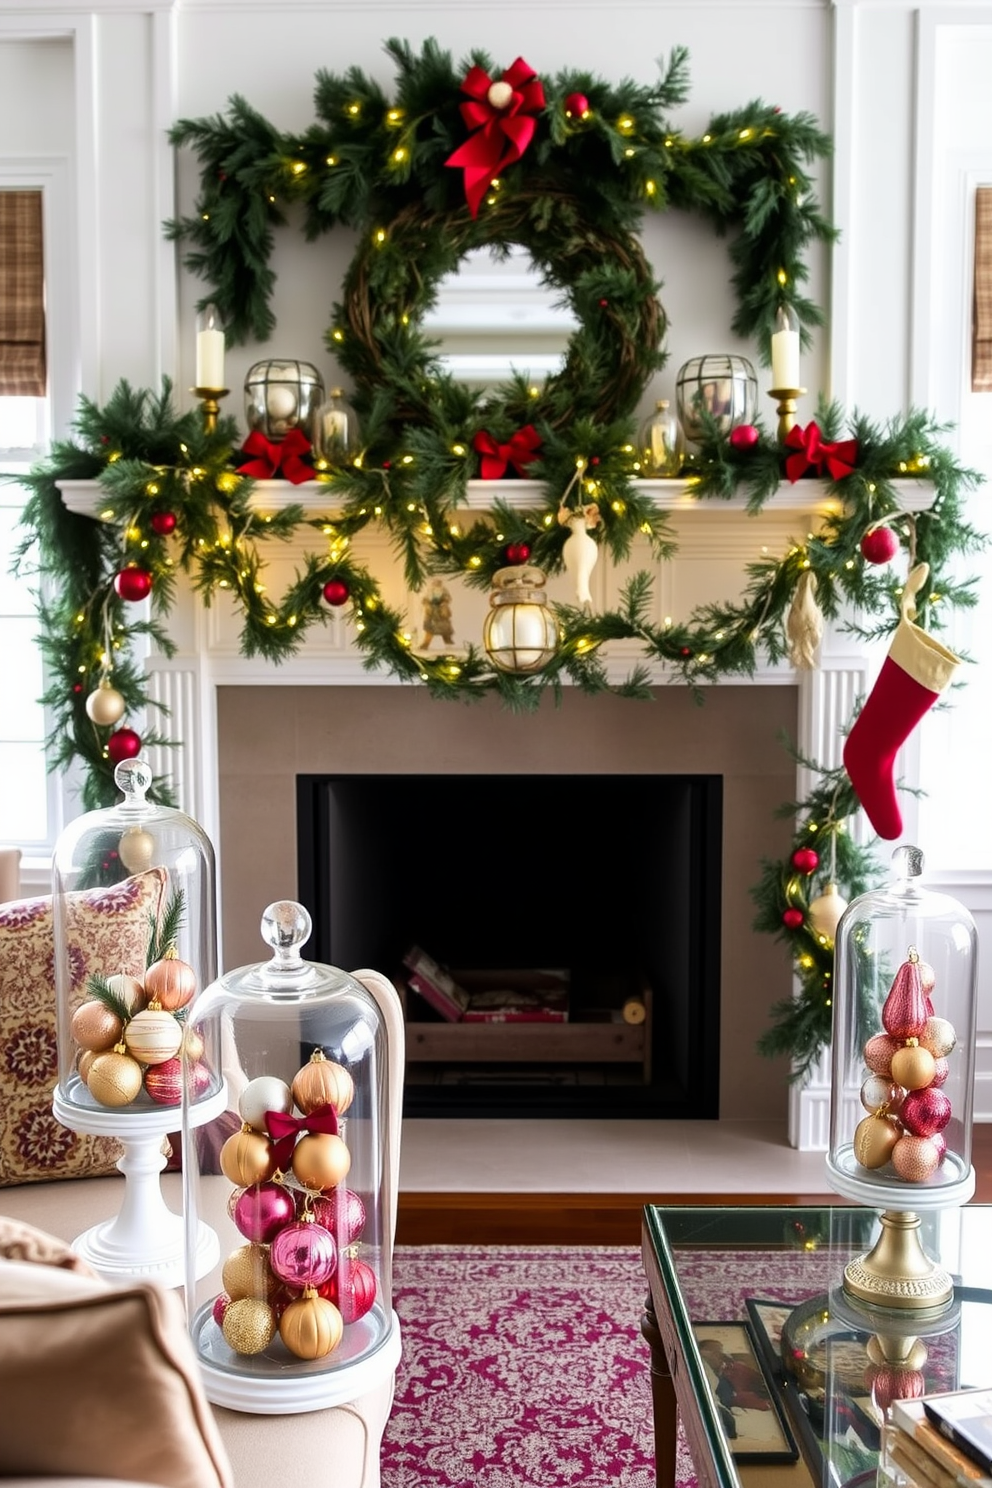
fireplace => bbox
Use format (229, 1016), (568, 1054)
(295, 772), (723, 1119)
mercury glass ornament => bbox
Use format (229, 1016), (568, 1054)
(311, 388), (360, 469)
(638, 399), (683, 477)
(244, 360), (325, 441)
(482, 565), (558, 675)
(675, 354), (758, 443)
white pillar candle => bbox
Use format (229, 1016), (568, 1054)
(771, 323), (800, 390)
(196, 327), (225, 389)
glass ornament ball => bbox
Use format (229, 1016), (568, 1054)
(675, 354), (758, 442)
(114, 566), (153, 602)
(85, 679), (126, 727)
(107, 728), (142, 764)
(239, 1075), (293, 1132)
(482, 565), (558, 674)
(269, 1220), (337, 1290)
(638, 399), (683, 477)
(233, 1182), (297, 1244)
(322, 579), (349, 607)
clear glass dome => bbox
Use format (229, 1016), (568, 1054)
(52, 758), (220, 1125)
(827, 845), (978, 1208)
(181, 900), (403, 1414)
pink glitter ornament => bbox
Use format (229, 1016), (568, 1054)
(310, 1189), (367, 1245)
(900, 1086), (952, 1139)
(891, 1133), (941, 1182)
(269, 1220), (337, 1290)
(212, 1292), (231, 1326)
(234, 1181), (297, 1244)
(882, 954), (929, 1040)
(863, 1033), (899, 1077)
(930, 1057), (949, 1088)
(321, 1256), (377, 1324)
(143, 1056), (182, 1106)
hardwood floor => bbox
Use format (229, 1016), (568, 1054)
(395, 1123), (992, 1246)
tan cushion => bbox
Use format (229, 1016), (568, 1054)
(0, 1220), (232, 1488)
(0, 869), (167, 1187)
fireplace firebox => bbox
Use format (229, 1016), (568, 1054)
(296, 773), (722, 1119)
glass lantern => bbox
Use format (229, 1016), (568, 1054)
(51, 758), (224, 1284)
(675, 354), (758, 443)
(181, 900), (403, 1414)
(826, 845), (978, 1311)
(244, 360), (325, 441)
(311, 387), (360, 470)
(638, 399), (683, 477)
(482, 565), (559, 674)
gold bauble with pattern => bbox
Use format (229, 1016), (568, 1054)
(221, 1297), (277, 1356)
(143, 950), (197, 1012)
(291, 1050), (354, 1115)
(279, 1290), (343, 1360)
(222, 1242), (277, 1302)
(853, 1113), (902, 1170)
(123, 1005), (183, 1065)
(220, 1127), (278, 1187)
(86, 1045), (144, 1106)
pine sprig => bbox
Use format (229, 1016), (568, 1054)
(148, 888), (186, 966)
(85, 973), (133, 1026)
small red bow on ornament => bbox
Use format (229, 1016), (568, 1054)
(266, 1103), (338, 1171)
(445, 58), (545, 217)
(784, 421), (859, 483)
(237, 427), (313, 484)
(473, 424), (542, 479)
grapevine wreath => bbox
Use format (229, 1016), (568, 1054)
(15, 39), (986, 1072)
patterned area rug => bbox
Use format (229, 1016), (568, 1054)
(384, 1243), (849, 1488)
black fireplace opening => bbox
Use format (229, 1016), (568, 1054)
(297, 773), (722, 1120)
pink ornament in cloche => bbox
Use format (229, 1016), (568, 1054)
(882, 953), (929, 1040)
(310, 1188), (367, 1245)
(321, 1256), (377, 1324)
(863, 1033), (899, 1077)
(269, 1220), (337, 1291)
(891, 1133), (942, 1182)
(930, 1056), (949, 1088)
(234, 1181), (298, 1244)
(899, 1087), (952, 1139)
(212, 1293), (231, 1327)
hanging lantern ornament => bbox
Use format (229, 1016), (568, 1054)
(807, 882), (848, 941)
(482, 565), (558, 675)
(244, 359), (325, 442)
(85, 677), (126, 728)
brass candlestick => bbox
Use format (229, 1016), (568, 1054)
(768, 386), (806, 443)
(192, 387), (229, 435)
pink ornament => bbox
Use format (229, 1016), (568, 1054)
(863, 1033), (899, 1077)
(891, 1134), (941, 1182)
(269, 1220), (337, 1290)
(212, 1293), (230, 1326)
(310, 1188), (367, 1245)
(931, 1131), (948, 1162)
(322, 1257), (377, 1323)
(881, 956), (928, 1040)
(143, 1056), (182, 1106)
(900, 1086), (952, 1138)
(930, 1056), (949, 1088)
(865, 1363), (926, 1415)
(860, 526), (899, 565)
(728, 423), (759, 451)
(234, 1181), (298, 1244)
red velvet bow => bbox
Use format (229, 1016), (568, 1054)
(784, 421), (859, 484)
(266, 1103), (338, 1171)
(473, 425), (542, 479)
(445, 58), (545, 217)
(237, 427), (313, 485)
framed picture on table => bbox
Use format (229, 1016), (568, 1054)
(745, 1297), (801, 1381)
(691, 1320), (799, 1464)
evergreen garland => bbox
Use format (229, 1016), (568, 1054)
(10, 38), (988, 1076)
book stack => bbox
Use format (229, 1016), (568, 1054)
(887, 1392), (992, 1488)
(401, 946), (570, 1023)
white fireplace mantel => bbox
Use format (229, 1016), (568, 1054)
(59, 475), (937, 1150)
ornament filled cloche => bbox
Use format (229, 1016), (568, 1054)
(181, 900), (404, 1414)
(51, 757), (224, 1282)
(826, 845), (978, 1309)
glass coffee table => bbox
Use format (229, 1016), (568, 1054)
(641, 1204), (992, 1488)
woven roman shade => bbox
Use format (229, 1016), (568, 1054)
(973, 186), (992, 392)
(0, 190), (46, 398)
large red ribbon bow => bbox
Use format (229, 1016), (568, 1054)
(784, 421), (859, 484)
(266, 1103), (338, 1171)
(445, 58), (545, 217)
(237, 427), (313, 485)
(473, 424), (542, 479)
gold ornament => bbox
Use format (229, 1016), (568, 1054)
(143, 949), (196, 1011)
(77, 1048), (97, 1083)
(291, 1050), (354, 1115)
(181, 1024), (205, 1062)
(123, 1006), (183, 1065)
(221, 1296), (277, 1356)
(279, 1291), (343, 1360)
(222, 1243), (277, 1301)
(853, 1113), (901, 1169)
(220, 1127), (278, 1187)
(890, 1041), (937, 1092)
(807, 883), (848, 941)
(87, 1045), (144, 1106)
(70, 999), (123, 1052)
(118, 826), (156, 874)
(85, 677), (126, 727)
(291, 1131), (351, 1192)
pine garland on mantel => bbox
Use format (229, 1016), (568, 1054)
(12, 38), (988, 1074)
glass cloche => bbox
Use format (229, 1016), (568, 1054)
(826, 844), (978, 1309)
(181, 900), (403, 1414)
(50, 757), (224, 1282)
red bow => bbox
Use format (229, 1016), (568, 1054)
(237, 428), (313, 484)
(784, 421), (859, 484)
(473, 425), (542, 479)
(445, 58), (545, 217)
(266, 1103), (338, 1171)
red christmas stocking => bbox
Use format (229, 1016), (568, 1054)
(842, 563), (960, 839)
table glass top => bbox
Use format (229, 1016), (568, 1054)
(643, 1204), (992, 1488)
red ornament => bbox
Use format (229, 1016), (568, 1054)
(107, 727), (142, 764)
(729, 424), (760, 451)
(323, 1256), (377, 1324)
(598, 298), (609, 307)
(900, 1086), (952, 1138)
(505, 542), (531, 565)
(791, 847), (820, 874)
(564, 92), (590, 119)
(144, 1057), (182, 1106)
(114, 566), (153, 602)
(782, 908), (804, 930)
(679, 647), (692, 658)
(860, 525), (899, 565)
(151, 511), (177, 536)
(882, 955), (928, 1040)
(322, 579), (350, 607)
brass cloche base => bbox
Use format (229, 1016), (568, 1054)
(843, 1209), (953, 1313)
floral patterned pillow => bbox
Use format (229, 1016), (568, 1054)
(0, 868), (167, 1187)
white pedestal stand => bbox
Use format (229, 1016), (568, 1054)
(52, 1081), (227, 1287)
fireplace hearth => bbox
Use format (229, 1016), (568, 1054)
(297, 772), (723, 1119)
